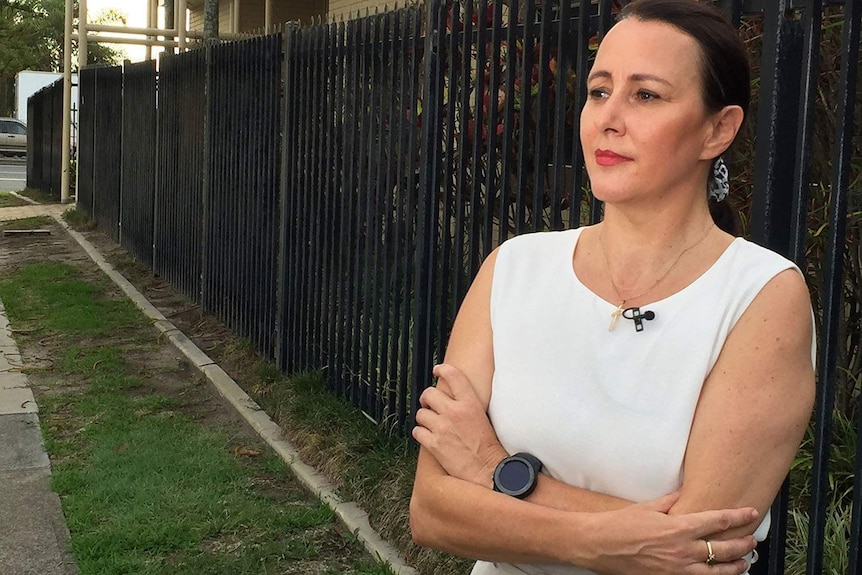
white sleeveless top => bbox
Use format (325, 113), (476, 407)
(471, 227), (811, 575)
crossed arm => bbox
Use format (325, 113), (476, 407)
(409, 248), (815, 574)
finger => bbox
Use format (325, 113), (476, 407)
(691, 558), (749, 575)
(688, 507), (759, 537)
(412, 424), (436, 449)
(709, 536), (757, 563)
(419, 386), (453, 412)
(433, 363), (478, 400)
(413, 407), (441, 431)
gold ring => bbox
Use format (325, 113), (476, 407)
(705, 539), (717, 567)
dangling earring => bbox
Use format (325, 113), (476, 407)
(708, 157), (730, 202)
(709, 156), (730, 202)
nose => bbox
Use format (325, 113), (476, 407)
(589, 92), (626, 136)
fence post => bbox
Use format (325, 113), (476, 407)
(749, 1), (804, 256)
(747, 5), (806, 573)
(276, 25), (298, 372)
(410, 0), (444, 430)
(811, 3), (861, 574)
(200, 43), (213, 310)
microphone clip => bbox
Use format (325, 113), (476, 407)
(622, 307), (656, 332)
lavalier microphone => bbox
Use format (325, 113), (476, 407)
(622, 307), (655, 332)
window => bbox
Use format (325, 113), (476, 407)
(0, 120), (26, 135)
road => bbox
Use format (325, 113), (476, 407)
(0, 157), (26, 192)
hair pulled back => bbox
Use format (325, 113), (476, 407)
(617, 0), (750, 234)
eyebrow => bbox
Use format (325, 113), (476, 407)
(587, 70), (673, 86)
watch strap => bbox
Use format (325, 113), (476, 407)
(512, 452), (542, 473)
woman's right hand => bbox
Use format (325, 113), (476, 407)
(583, 492), (759, 575)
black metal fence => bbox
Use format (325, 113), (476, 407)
(121, 60), (157, 268)
(65, 1), (860, 573)
(280, 9), (424, 424)
(206, 35), (282, 358)
(154, 49), (207, 304)
(77, 67), (96, 214)
(25, 78), (65, 197)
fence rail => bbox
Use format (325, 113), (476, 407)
(59, 1), (862, 573)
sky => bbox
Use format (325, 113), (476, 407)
(85, 0), (160, 62)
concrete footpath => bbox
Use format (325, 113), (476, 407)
(0, 203), (416, 575)
(0, 297), (77, 575)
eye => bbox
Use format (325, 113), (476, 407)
(636, 90), (659, 101)
(588, 87), (609, 99)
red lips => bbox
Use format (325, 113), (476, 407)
(595, 149), (633, 166)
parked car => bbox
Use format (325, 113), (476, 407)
(0, 117), (27, 157)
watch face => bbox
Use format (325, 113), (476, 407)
(497, 459), (532, 493)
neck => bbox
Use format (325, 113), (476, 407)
(599, 197), (715, 294)
(601, 192), (713, 249)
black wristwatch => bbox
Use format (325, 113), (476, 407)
(492, 452), (543, 498)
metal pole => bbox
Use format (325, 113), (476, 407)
(265, 0), (272, 31)
(83, 23), (179, 36)
(178, 0), (187, 51)
(233, 0), (241, 33)
(61, 0), (73, 203)
(72, 33), (180, 47)
(78, 0), (88, 68)
(145, 0), (154, 60)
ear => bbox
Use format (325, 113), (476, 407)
(700, 105), (744, 160)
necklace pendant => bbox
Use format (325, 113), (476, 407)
(609, 303), (624, 331)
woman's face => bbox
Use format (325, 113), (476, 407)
(580, 18), (716, 206)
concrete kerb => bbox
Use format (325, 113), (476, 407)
(52, 215), (418, 575)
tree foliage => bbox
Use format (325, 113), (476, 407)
(0, 0), (122, 116)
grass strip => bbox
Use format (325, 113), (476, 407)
(0, 215), (55, 230)
(0, 192), (31, 208)
(17, 186), (60, 205)
(0, 261), (393, 575)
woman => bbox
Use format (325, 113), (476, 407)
(409, 1), (816, 574)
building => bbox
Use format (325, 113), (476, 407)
(184, 0), (394, 34)
(327, 0), (394, 20)
(185, 0), (325, 32)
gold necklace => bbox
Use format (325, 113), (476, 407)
(601, 222), (714, 331)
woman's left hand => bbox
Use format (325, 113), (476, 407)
(412, 363), (508, 487)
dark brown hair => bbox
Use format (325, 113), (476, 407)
(617, 0), (750, 234)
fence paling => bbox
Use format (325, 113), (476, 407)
(499, 1), (518, 240)
(411, 0), (446, 431)
(277, 26), (295, 374)
(379, 11), (400, 425)
(314, 23), (328, 374)
(326, 20), (344, 395)
(550, 0), (570, 232)
(394, 7), (422, 434)
(569, 0), (591, 229)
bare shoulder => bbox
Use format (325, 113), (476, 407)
(707, 265), (814, 416)
(733, 267), (813, 351)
